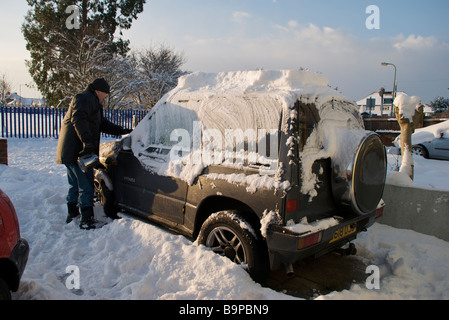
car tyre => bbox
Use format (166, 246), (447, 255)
(412, 145), (428, 158)
(197, 211), (270, 282)
(0, 278), (11, 300)
(94, 180), (120, 219)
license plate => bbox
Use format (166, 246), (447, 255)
(329, 223), (357, 243)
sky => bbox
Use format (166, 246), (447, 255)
(1, 0), (448, 103)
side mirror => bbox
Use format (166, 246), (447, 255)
(122, 135), (132, 150)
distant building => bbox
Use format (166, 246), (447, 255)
(422, 104), (435, 117)
(5, 93), (46, 107)
(357, 91), (434, 117)
(357, 90), (407, 116)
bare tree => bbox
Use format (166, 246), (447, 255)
(133, 45), (188, 108)
(0, 73), (13, 105)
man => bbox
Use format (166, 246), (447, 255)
(56, 78), (131, 230)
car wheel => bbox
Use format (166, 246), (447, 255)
(197, 211), (270, 282)
(94, 179), (119, 219)
(412, 145), (428, 158)
(0, 278), (11, 300)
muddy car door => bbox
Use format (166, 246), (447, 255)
(114, 147), (187, 225)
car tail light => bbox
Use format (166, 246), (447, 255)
(297, 232), (322, 250)
(286, 199), (298, 212)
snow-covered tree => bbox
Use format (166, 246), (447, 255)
(132, 46), (188, 109)
(50, 34), (116, 106)
(22, 0), (146, 108)
(430, 96), (449, 114)
(94, 45), (187, 110)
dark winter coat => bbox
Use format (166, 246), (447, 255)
(56, 85), (128, 164)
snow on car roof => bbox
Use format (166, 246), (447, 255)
(412, 119), (449, 145)
(173, 69), (330, 95)
(130, 69), (363, 188)
(166, 69), (346, 115)
(136, 69), (351, 139)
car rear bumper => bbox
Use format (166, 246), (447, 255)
(265, 212), (377, 270)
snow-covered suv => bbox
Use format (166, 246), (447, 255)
(95, 70), (387, 281)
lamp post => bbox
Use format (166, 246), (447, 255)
(381, 62), (397, 116)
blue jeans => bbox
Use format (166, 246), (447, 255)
(65, 164), (94, 208)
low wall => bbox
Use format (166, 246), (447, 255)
(378, 183), (449, 242)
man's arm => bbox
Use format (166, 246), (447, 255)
(71, 94), (94, 154)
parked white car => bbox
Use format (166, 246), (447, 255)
(394, 120), (449, 160)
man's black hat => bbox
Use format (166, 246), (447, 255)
(91, 78), (110, 94)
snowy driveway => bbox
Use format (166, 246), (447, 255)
(1, 138), (448, 300)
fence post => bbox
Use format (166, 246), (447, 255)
(0, 138), (7, 165)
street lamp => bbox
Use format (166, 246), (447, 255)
(381, 62), (397, 116)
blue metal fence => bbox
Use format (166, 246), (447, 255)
(0, 106), (147, 139)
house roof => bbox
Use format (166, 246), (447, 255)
(6, 93), (45, 107)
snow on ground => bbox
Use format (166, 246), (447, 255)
(1, 138), (449, 300)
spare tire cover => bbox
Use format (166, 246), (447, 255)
(332, 132), (387, 215)
(352, 133), (387, 213)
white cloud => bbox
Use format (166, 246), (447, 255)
(287, 20), (298, 28)
(232, 11), (251, 22)
(182, 22), (449, 102)
(394, 34), (439, 50)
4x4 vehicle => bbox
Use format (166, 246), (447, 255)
(0, 188), (29, 299)
(95, 70), (386, 281)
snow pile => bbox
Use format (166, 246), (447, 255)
(393, 94), (423, 121)
(2, 139), (449, 300)
(175, 69), (330, 98)
(320, 224), (449, 300)
(387, 150), (449, 191)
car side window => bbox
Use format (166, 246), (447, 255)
(298, 101), (320, 152)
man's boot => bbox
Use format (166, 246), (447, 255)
(66, 203), (80, 224)
(79, 206), (106, 230)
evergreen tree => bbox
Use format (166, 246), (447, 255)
(22, 0), (146, 107)
(430, 96), (449, 114)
